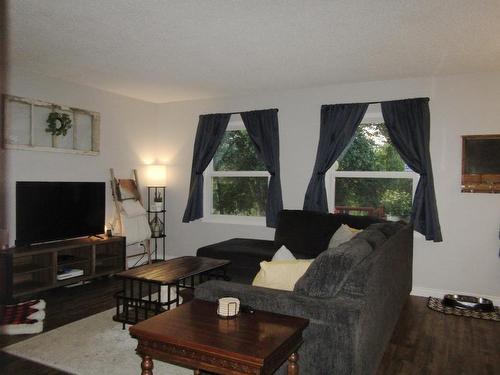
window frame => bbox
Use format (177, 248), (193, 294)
(202, 120), (269, 225)
(327, 111), (420, 217)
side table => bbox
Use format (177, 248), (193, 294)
(114, 256), (230, 328)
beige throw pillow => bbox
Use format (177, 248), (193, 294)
(252, 259), (314, 291)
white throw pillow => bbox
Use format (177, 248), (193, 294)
(328, 224), (359, 249)
(272, 245), (296, 261)
(252, 259), (314, 291)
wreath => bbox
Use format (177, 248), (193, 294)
(46, 111), (73, 136)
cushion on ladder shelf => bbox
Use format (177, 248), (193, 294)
(0, 299), (46, 335)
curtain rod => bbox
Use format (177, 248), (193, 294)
(202, 97), (429, 117)
(201, 108), (279, 117)
(323, 97), (430, 106)
(227, 108), (279, 115)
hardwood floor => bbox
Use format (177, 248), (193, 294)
(377, 296), (500, 375)
(1, 277), (499, 375)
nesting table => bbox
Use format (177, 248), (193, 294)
(130, 299), (309, 375)
(113, 256), (230, 328)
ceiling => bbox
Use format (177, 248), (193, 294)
(7, 0), (500, 103)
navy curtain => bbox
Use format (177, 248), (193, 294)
(182, 113), (231, 223)
(303, 103), (368, 212)
(240, 109), (283, 227)
(382, 98), (442, 242)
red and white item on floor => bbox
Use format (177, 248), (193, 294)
(0, 299), (46, 335)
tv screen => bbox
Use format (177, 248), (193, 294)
(16, 181), (105, 246)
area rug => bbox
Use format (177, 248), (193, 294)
(2, 307), (191, 375)
(427, 297), (500, 322)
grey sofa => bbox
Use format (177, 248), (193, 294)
(195, 212), (413, 375)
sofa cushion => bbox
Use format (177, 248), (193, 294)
(197, 238), (277, 261)
(353, 228), (387, 249)
(336, 213), (384, 229)
(252, 259), (314, 291)
(367, 222), (405, 237)
(274, 210), (343, 258)
(294, 238), (373, 297)
(196, 238), (278, 283)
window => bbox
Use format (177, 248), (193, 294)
(329, 114), (418, 221)
(204, 122), (269, 224)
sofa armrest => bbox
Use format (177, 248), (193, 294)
(196, 281), (372, 374)
(195, 280), (362, 323)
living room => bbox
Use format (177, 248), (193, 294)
(1, 1), (499, 374)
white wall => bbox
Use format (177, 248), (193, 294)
(157, 73), (500, 301)
(4, 68), (159, 245)
(5, 68), (499, 301)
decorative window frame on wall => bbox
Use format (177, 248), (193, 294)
(2, 94), (100, 155)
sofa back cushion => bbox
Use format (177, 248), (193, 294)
(274, 210), (384, 258)
(336, 213), (385, 230)
(353, 228), (387, 249)
(274, 210), (342, 257)
(294, 238), (373, 297)
(341, 222), (410, 296)
(366, 222), (404, 237)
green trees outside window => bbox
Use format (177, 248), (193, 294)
(213, 130), (266, 171)
(211, 129), (268, 217)
(209, 123), (414, 220)
(334, 123), (414, 221)
(212, 177), (267, 216)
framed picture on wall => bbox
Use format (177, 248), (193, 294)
(461, 134), (500, 193)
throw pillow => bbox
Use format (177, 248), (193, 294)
(294, 238), (373, 297)
(252, 259), (314, 291)
(328, 224), (360, 249)
(272, 245), (296, 261)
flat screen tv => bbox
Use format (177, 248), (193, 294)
(16, 181), (105, 246)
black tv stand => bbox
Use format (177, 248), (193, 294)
(89, 234), (104, 239)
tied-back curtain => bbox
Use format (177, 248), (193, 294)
(303, 103), (369, 212)
(381, 98), (442, 242)
(182, 113), (231, 223)
(240, 109), (283, 227)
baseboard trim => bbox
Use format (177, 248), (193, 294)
(411, 287), (500, 306)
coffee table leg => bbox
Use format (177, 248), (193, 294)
(141, 354), (154, 375)
(193, 370), (201, 375)
(287, 352), (299, 375)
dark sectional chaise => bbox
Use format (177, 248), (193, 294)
(195, 209), (413, 375)
(197, 209), (386, 283)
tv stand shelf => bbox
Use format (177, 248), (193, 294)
(0, 236), (125, 302)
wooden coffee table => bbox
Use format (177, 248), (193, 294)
(113, 256), (230, 328)
(130, 299), (309, 375)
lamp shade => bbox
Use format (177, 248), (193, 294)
(145, 164), (167, 186)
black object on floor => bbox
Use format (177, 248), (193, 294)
(427, 297), (499, 321)
(442, 294), (494, 312)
